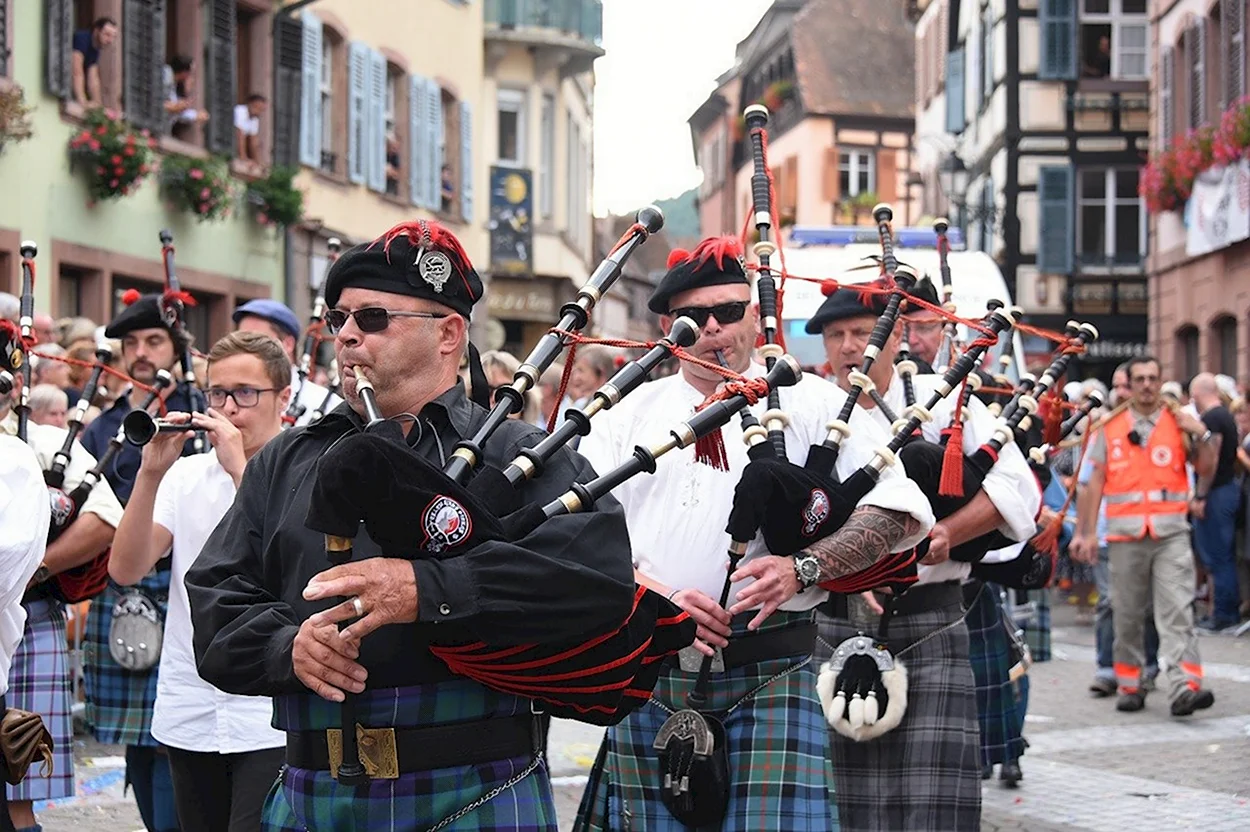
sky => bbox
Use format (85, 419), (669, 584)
(592, 0), (774, 217)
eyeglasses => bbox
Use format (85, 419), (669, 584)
(668, 301), (749, 328)
(324, 307), (449, 334)
(206, 386), (279, 408)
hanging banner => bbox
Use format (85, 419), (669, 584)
(1186, 159), (1250, 257)
(489, 167), (534, 275)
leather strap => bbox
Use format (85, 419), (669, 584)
(820, 580), (964, 620)
(663, 622), (817, 673)
(285, 714), (540, 774)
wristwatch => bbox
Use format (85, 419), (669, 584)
(793, 553), (821, 592)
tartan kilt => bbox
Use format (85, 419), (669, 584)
(814, 597), (981, 832)
(964, 584), (1025, 767)
(574, 610), (837, 832)
(82, 576), (168, 747)
(262, 679), (556, 831)
(5, 600), (74, 801)
(1017, 587), (1052, 663)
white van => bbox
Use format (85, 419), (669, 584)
(766, 225), (1026, 380)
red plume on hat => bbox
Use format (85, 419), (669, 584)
(374, 219), (478, 299)
(667, 235), (744, 273)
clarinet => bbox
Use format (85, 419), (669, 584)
(743, 105), (788, 458)
(15, 242), (37, 442)
(933, 218), (958, 372)
(444, 205), (664, 485)
(46, 343), (112, 493)
(286, 238), (341, 427)
(158, 230), (208, 453)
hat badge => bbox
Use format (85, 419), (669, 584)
(417, 249), (452, 293)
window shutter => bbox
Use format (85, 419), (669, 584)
(982, 9), (994, 104)
(876, 148), (897, 203)
(427, 78), (444, 210)
(347, 42), (367, 184)
(1161, 47), (1175, 146)
(979, 178), (995, 252)
(45, 0), (73, 98)
(0, 0), (8, 77)
(273, 16), (303, 168)
(460, 100), (474, 224)
(1188, 22), (1205, 129)
(409, 73), (428, 207)
(1038, 165), (1074, 274)
(367, 50), (387, 192)
(1039, 0), (1077, 80)
(945, 48), (965, 133)
(298, 10), (322, 168)
(822, 147), (840, 203)
(204, 0), (236, 156)
(122, 0), (166, 135)
(1229, 0), (1245, 107)
(967, 16), (981, 110)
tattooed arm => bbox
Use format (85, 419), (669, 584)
(804, 505), (923, 582)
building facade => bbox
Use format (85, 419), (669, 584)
(913, 0), (1151, 378)
(1147, 0), (1249, 382)
(1, 0), (283, 345)
(690, 0), (918, 240)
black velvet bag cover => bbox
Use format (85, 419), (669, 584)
(970, 540), (1054, 590)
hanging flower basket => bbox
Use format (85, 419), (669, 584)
(67, 109), (155, 204)
(161, 154), (235, 222)
(245, 165), (304, 228)
(1141, 97), (1250, 214)
(0, 85), (35, 154)
(761, 80), (795, 112)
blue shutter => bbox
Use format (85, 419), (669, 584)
(367, 50), (387, 192)
(1039, 0), (1077, 80)
(409, 74), (428, 207)
(945, 48), (965, 133)
(347, 42), (367, 184)
(460, 100), (474, 224)
(1038, 165), (1074, 274)
(428, 78), (444, 211)
(299, 11), (323, 168)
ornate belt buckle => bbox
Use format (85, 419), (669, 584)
(677, 644), (724, 673)
(327, 726), (400, 780)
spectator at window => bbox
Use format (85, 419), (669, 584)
(163, 55), (209, 140)
(385, 133), (401, 196)
(233, 94), (268, 163)
(1083, 34), (1112, 78)
(71, 17), (119, 108)
(441, 163), (455, 213)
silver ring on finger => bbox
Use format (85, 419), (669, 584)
(351, 596), (364, 617)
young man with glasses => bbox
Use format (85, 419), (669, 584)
(575, 236), (933, 831)
(109, 331), (290, 831)
(185, 219), (637, 831)
(233, 298), (341, 426)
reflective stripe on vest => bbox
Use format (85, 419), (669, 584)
(1102, 408), (1190, 542)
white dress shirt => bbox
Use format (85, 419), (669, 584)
(578, 365), (934, 612)
(0, 436), (50, 697)
(150, 450), (284, 753)
(290, 365), (341, 427)
(6, 421), (124, 529)
(858, 372), (1043, 584)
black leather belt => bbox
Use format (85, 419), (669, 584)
(819, 580), (964, 620)
(662, 622), (817, 672)
(285, 714), (541, 774)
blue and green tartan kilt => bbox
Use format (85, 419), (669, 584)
(1018, 587), (1052, 663)
(964, 584), (1025, 767)
(574, 610), (837, 832)
(5, 600), (75, 801)
(262, 678), (556, 832)
(82, 576), (168, 747)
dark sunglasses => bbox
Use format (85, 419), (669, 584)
(324, 307), (449, 334)
(668, 301), (749, 328)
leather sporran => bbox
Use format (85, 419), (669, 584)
(1, 709), (54, 785)
(108, 590), (164, 671)
(652, 708), (730, 827)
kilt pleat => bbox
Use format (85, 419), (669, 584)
(574, 611), (837, 832)
(964, 583), (1026, 767)
(815, 599), (981, 832)
(5, 600), (75, 801)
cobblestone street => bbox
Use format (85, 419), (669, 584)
(37, 602), (1250, 831)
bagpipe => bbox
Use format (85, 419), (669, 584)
(284, 238), (341, 427)
(14, 243), (37, 441)
(932, 217), (958, 372)
(158, 229), (208, 453)
(309, 360), (340, 424)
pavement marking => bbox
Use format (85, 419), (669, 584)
(33, 768), (126, 812)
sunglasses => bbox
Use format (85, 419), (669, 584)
(324, 307), (449, 334)
(206, 386), (278, 409)
(668, 301), (749, 328)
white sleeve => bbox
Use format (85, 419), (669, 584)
(0, 437), (50, 608)
(960, 397), (1043, 542)
(233, 104), (248, 131)
(835, 411), (935, 552)
(67, 440), (124, 529)
(152, 460), (181, 540)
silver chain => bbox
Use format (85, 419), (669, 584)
(424, 755), (544, 832)
(648, 656), (811, 718)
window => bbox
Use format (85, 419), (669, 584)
(567, 112), (580, 238)
(1, 0), (11, 78)
(839, 150), (875, 198)
(1176, 325), (1200, 380)
(1080, 0), (1148, 79)
(58, 266), (87, 319)
(1186, 20), (1206, 129)
(385, 70), (399, 195)
(1214, 316), (1238, 376)
(1077, 168), (1143, 267)
(319, 36), (335, 171)
(497, 88), (526, 167)
(1229, 0), (1246, 108)
(440, 90), (456, 214)
(980, 5), (993, 108)
(540, 93), (555, 217)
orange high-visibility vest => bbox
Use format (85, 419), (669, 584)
(1102, 407), (1190, 542)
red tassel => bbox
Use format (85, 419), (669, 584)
(938, 379), (968, 498)
(1041, 392), (1063, 446)
(121, 288), (141, 305)
(693, 427), (730, 471)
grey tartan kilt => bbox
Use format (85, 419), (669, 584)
(814, 596), (982, 832)
(5, 599), (75, 802)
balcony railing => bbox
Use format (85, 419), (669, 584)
(485, 0), (604, 46)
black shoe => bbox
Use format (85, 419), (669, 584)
(1170, 688), (1215, 717)
(1000, 760), (1022, 788)
(1089, 677), (1116, 698)
(1116, 691), (1146, 712)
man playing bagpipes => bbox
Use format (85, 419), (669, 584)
(573, 236), (935, 832)
(185, 220), (646, 831)
(808, 283), (1041, 831)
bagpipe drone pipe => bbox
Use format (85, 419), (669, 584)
(158, 230), (208, 453)
(284, 238), (341, 427)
